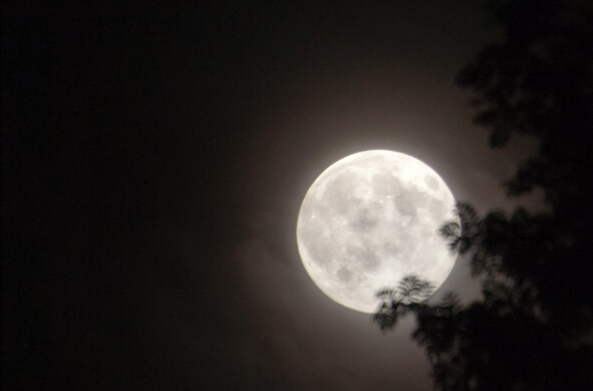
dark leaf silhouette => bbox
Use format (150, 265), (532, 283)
(375, 1), (593, 389)
(397, 276), (434, 304)
(373, 275), (435, 331)
(439, 202), (482, 254)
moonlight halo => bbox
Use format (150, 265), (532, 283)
(296, 150), (459, 313)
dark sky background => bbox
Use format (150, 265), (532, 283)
(2, 1), (544, 390)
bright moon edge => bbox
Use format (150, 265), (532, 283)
(296, 150), (459, 313)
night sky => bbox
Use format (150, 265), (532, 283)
(2, 1), (543, 390)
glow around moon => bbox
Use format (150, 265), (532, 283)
(296, 150), (459, 313)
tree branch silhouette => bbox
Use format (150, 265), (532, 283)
(374, 1), (593, 389)
(373, 275), (434, 331)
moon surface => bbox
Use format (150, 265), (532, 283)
(296, 150), (459, 313)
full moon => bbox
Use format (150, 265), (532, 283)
(296, 150), (459, 313)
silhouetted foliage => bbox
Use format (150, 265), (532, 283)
(376, 1), (593, 389)
(374, 275), (434, 331)
(439, 202), (481, 255)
